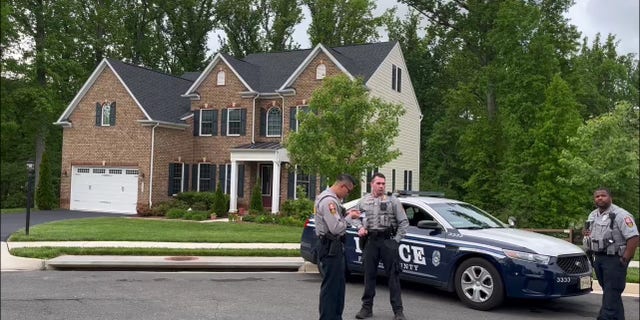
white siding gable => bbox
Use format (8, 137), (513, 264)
(365, 43), (422, 193)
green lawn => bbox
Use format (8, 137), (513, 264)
(1, 208), (37, 214)
(10, 247), (299, 260)
(8, 217), (302, 243)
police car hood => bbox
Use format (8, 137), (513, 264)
(458, 228), (584, 256)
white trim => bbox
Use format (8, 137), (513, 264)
(226, 108), (242, 136)
(183, 54), (254, 97)
(199, 109), (214, 136)
(279, 44), (354, 91)
(266, 107), (282, 137)
(56, 59), (153, 124)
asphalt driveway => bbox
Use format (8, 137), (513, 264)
(1, 210), (128, 241)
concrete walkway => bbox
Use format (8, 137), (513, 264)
(1, 241), (637, 297)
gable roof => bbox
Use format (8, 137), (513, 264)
(56, 59), (193, 125)
(184, 41), (397, 95)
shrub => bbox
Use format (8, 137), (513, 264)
(150, 200), (188, 216)
(136, 204), (154, 216)
(35, 151), (57, 210)
(249, 179), (264, 213)
(183, 210), (209, 221)
(212, 182), (228, 217)
(175, 191), (216, 209)
(280, 197), (314, 221)
(166, 208), (187, 219)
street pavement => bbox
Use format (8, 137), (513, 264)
(1, 210), (637, 297)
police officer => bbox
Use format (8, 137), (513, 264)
(351, 172), (409, 320)
(315, 174), (361, 320)
(584, 188), (639, 320)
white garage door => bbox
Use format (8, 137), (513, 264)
(70, 167), (139, 214)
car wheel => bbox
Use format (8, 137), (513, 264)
(454, 257), (504, 311)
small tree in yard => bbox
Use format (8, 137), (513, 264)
(250, 179), (264, 213)
(285, 75), (404, 199)
(36, 150), (57, 210)
(212, 182), (227, 217)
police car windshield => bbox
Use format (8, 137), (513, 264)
(430, 203), (506, 229)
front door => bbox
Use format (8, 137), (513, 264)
(259, 164), (272, 208)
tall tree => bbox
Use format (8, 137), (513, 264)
(285, 75), (404, 191)
(303, 0), (383, 47)
(559, 102), (639, 220)
(214, 0), (302, 58)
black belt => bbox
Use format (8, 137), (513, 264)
(319, 234), (344, 242)
(367, 229), (393, 239)
(593, 252), (618, 256)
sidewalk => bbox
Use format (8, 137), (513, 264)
(1, 241), (637, 297)
(1, 241), (315, 273)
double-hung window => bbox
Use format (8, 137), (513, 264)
(392, 64), (402, 92)
(266, 107), (282, 137)
(169, 163), (184, 195)
(227, 108), (241, 135)
(198, 163), (213, 192)
(200, 110), (214, 135)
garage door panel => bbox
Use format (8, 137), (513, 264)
(70, 167), (138, 214)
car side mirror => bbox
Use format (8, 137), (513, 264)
(417, 220), (442, 230)
(508, 216), (517, 228)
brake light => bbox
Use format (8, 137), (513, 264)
(304, 219), (310, 228)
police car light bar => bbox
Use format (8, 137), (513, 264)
(396, 190), (445, 198)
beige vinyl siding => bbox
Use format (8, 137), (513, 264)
(364, 43), (422, 193)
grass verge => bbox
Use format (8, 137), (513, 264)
(8, 217), (302, 243)
(10, 247), (300, 260)
(1, 208), (37, 214)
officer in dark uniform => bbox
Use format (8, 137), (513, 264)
(583, 188), (639, 320)
(350, 172), (409, 320)
(315, 174), (361, 320)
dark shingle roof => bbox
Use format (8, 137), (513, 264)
(223, 42), (396, 92)
(107, 59), (193, 123)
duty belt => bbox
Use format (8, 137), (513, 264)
(319, 234), (344, 242)
(367, 229), (393, 239)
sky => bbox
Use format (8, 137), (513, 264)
(207, 0), (639, 56)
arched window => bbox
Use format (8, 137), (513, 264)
(266, 107), (282, 137)
(315, 64), (326, 79)
(217, 70), (226, 85)
(101, 102), (111, 126)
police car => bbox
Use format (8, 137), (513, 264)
(300, 192), (593, 310)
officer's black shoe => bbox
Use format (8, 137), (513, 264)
(355, 307), (372, 319)
(393, 311), (407, 320)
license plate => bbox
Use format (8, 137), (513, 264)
(580, 275), (591, 289)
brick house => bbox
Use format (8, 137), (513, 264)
(54, 41), (422, 214)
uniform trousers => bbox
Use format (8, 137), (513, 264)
(361, 235), (403, 313)
(318, 238), (346, 320)
(593, 254), (627, 320)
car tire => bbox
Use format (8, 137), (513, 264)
(454, 257), (505, 311)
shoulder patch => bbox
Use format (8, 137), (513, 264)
(329, 202), (337, 215)
(624, 216), (634, 228)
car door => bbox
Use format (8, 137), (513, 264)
(400, 204), (449, 286)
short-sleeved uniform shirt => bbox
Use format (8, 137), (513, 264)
(350, 193), (409, 243)
(314, 189), (348, 237)
(588, 204), (639, 241)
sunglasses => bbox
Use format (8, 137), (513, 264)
(342, 184), (354, 194)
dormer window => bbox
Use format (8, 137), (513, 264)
(217, 70), (226, 85)
(316, 64), (326, 79)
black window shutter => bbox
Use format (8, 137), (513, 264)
(240, 108), (247, 136)
(219, 164), (226, 190)
(408, 170), (412, 191)
(398, 68), (402, 93)
(287, 169), (295, 199)
(289, 107), (297, 131)
(168, 163), (175, 196)
(309, 175), (317, 200)
(183, 164), (189, 192)
(392, 169), (396, 192)
(193, 111), (200, 136)
(210, 165), (216, 191)
(260, 108), (266, 136)
(191, 164), (198, 191)
(392, 65), (396, 91)
(237, 164), (245, 197)
(95, 102), (102, 126)
(212, 110), (218, 136)
(221, 109), (227, 136)
(110, 101), (116, 125)
(403, 170), (408, 190)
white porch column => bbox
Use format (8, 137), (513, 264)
(229, 161), (238, 213)
(271, 161), (281, 214)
